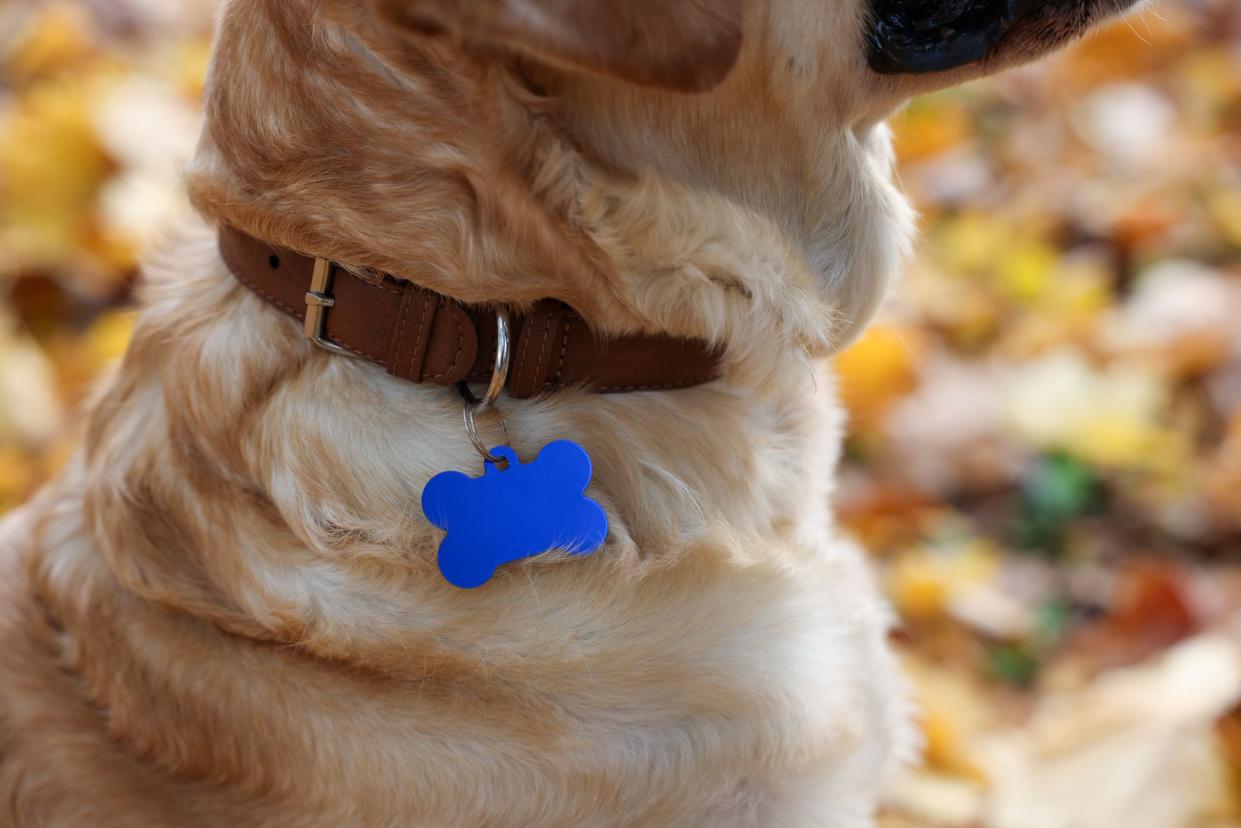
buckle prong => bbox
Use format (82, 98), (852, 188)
(304, 258), (353, 357)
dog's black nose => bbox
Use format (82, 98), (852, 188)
(866, 0), (1016, 74)
(865, 0), (1131, 75)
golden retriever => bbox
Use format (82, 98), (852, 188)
(0, 1), (1138, 825)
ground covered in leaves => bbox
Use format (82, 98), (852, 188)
(1, 1), (1239, 826)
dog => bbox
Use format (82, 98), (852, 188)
(0, 1), (1139, 825)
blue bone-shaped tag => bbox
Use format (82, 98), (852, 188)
(421, 441), (609, 589)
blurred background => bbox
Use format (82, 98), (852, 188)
(0, 1), (1239, 826)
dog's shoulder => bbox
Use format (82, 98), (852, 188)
(0, 496), (142, 825)
(0, 491), (304, 828)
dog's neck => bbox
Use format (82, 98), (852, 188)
(52, 215), (844, 664)
(45, 0), (909, 658)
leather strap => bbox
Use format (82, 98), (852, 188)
(218, 226), (723, 399)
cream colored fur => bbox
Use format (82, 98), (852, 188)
(0, 0), (1132, 825)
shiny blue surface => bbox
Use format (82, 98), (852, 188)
(421, 441), (609, 589)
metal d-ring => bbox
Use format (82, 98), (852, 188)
(460, 308), (512, 466)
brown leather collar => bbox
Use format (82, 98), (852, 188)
(219, 226), (723, 400)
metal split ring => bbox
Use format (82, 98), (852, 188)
(460, 308), (512, 465)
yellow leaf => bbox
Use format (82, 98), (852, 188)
(902, 655), (994, 782)
(934, 213), (1010, 277)
(892, 94), (973, 163)
(835, 325), (923, 428)
(1207, 188), (1241, 247)
(996, 239), (1058, 305)
(174, 40), (214, 100)
(1175, 48), (1241, 128)
(86, 310), (135, 362)
(885, 543), (999, 622)
(4, 3), (98, 82)
(0, 445), (36, 511)
(0, 77), (113, 272)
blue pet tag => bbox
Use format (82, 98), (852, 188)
(421, 441), (609, 589)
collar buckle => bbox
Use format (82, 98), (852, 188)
(304, 258), (354, 357)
